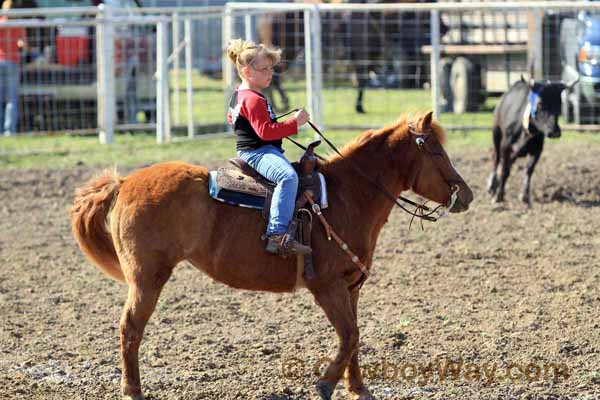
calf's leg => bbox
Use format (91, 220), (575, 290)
(487, 126), (502, 195)
(520, 148), (542, 205)
(494, 144), (513, 203)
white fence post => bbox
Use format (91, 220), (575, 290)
(223, 6), (235, 126)
(185, 17), (194, 139)
(430, 9), (441, 117)
(529, 9), (544, 79)
(304, 6), (323, 132)
(244, 13), (253, 41)
(156, 18), (171, 144)
(172, 12), (181, 126)
(96, 5), (115, 144)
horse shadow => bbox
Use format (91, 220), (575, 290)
(144, 393), (298, 400)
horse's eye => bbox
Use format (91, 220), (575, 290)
(416, 137), (425, 147)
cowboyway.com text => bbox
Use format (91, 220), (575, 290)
(281, 356), (570, 385)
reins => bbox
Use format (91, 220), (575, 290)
(275, 109), (443, 223)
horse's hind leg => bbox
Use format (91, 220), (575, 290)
(356, 86), (366, 114)
(312, 283), (359, 400)
(272, 74), (289, 111)
(355, 64), (368, 114)
(120, 261), (172, 399)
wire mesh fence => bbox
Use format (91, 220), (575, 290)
(1, 2), (599, 141)
(0, 5), (224, 141)
(319, 7), (433, 124)
(226, 1), (600, 134)
(17, 21), (101, 133)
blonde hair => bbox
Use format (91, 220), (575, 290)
(226, 38), (281, 75)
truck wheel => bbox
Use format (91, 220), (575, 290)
(580, 97), (594, 125)
(439, 57), (453, 112)
(450, 57), (481, 113)
(571, 87), (591, 125)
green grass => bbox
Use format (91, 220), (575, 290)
(1, 74), (599, 170)
(168, 71), (496, 127)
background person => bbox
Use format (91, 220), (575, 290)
(0, 0), (26, 136)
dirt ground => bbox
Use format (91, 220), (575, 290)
(1, 139), (599, 400)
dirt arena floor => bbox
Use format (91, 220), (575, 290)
(1, 139), (599, 400)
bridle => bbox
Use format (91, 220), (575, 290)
(407, 122), (463, 221)
(277, 109), (462, 224)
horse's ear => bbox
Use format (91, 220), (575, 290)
(419, 111), (433, 132)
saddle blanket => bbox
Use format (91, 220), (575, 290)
(208, 169), (328, 210)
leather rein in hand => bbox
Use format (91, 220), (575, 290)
(275, 109), (444, 223)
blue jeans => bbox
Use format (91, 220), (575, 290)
(0, 61), (20, 135)
(238, 145), (298, 236)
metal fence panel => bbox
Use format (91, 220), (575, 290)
(3, 2), (600, 140)
(1, 6), (224, 141)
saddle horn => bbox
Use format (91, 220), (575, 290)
(300, 140), (321, 176)
(306, 140), (321, 154)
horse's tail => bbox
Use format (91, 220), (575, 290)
(70, 168), (125, 283)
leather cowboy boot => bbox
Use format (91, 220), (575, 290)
(266, 233), (312, 256)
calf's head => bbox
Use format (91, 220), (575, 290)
(528, 78), (577, 138)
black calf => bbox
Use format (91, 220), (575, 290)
(487, 77), (577, 205)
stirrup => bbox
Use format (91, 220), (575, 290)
(266, 233), (312, 257)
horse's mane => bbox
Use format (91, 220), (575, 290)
(322, 114), (446, 167)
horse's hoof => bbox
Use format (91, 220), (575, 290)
(315, 380), (336, 400)
(122, 385), (145, 400)
(356, 104), (365, 114)
(350, 387), (376, 400)
(122, 395), (145, 400)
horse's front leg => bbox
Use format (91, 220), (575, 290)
(312, 282), (360, 400)
(344, 289), (376, 400)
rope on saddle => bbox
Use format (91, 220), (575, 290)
(303, 192), (369, 279)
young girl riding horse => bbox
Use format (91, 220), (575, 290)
(226, 38), (311, 256)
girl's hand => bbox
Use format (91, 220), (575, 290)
(295, 109), (310, 126)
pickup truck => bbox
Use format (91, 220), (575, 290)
(561, 9), (600, 125)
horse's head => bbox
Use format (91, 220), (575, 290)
(408, 112), (473, 213)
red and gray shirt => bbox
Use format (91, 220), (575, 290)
(227, 89), (297, 151)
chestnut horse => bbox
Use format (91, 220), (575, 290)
(70, 112), (473, 400)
